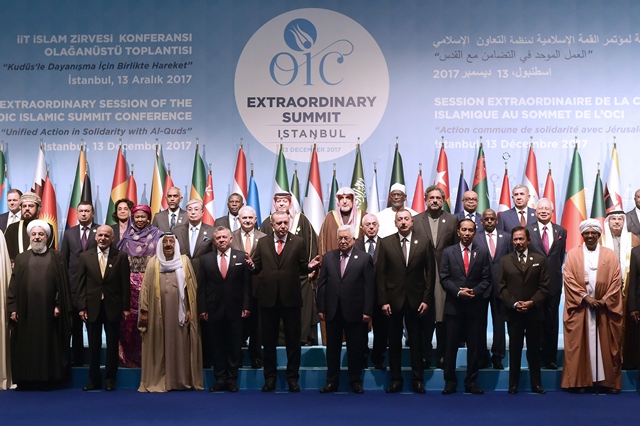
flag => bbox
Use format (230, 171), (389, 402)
(247, 169), (262, 224)
(561, 147), (587, 252)
(232, 145), (248, 202)
(543, 166), (556, 223)
(367, 165), (380, 215)
(498, 166), (511, 216)
(454, 166), (469, 215)
(203, 168), (215, 226)
(350, 144), (367, 211)
(328, 168), (339, 212)
(604, 143), (623, 213)
(81, 172), (92, 205)
(272, 145), (290, 206)
(31, 145), (46, 197)
(66, 148), (87, 229)
(290, 168), (302, 214)
(126, 169), (138, 205)
(161, 168), (175, 210)
(524, 145), (540, 208)
(105, 146), (128, 226)
(590, 169), (606, 231)
(435, 144), (451, 212)
(190, 143), (207, 201)
(304, 145), (324, 234)
(40, 172), (59, 249)
(0, 148), (7, 214)
(472, 143), (490, 213)
(150, 145), (167, 217)
(387, 142), (405, 207)
(411, 169), (425, 213)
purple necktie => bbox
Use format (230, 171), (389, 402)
(542, 226), (550, 255)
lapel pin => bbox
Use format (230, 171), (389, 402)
(232, 255), (237, 259)
(108, 264), (112, 268)
(498, 234), (503, 238)
(473, 252), (477, 259)
(529, 257), (533, 261)
(353, 255), (358, 259)
(203, 231), (207, 235)
(442, 219), (446, 223)
(413, 240), (418, 244)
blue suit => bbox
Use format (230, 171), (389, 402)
(497, 207), (536, 234)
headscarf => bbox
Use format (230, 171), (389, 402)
(156, 234), (187, 326)
(334, 187), (359, 227)
(271, 192), (298, 226)
(601, 211), (632, 281)
(118, 204), (162, 256)
(26, 219), (51, 237)
(389, 183), (406, 194)
(132, 204), (152, 218)
(579, 218), (603, 235)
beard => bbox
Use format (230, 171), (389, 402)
(31, 240), (47, 253)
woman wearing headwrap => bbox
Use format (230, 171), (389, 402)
(117, 205), (162, 367)
(561, 219), (623, 394)
(138, 234), (202, 392)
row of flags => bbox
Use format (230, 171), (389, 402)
(0, 139), (625, 253)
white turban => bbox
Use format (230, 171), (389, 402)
(390, 183), (406, 194)
(579, 218), (602, 235)
(26, 219), (51, 237)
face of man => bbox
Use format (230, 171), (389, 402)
(425, 189), (444, 212)
(608, 215), (625, 236)
(186, 202), (204, 225)
(635, 189), (640, 209)
(536, 200), (553, 224)
(361, 216), (379, 238)
(274, 196), (291, 212)
(239, 210), (257, 232)
(457, 220), (476, 247)
(21, 201), (39, 220)
(481, 210), (497, 233)
(77, 203), (95, 227)
(512, 229), (530, 253)
(582, 229), (600, 250)
(337, 229), (355, 253)
(271, 212), (289, 238)
(133, 211), (149, 229)
(512, 187), (530, 209)
(162, 235), (176, 259)
(7, 192), (20, 214)
(395, 210), (413, 236)
(462, 191), (478, 213)
(30, 226), (47, 252)
(389, 190), (406, 209)
(116, 201), (130, 222)
(166, 188), (183, 210)
(214, 229), (232, 252)
(228, 195), (244, 216)
(95, 225), (115, 251)
(337, 194), (353, 213)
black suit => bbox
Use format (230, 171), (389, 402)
(526, 222), (566, 366)
(0, 211), (18, 232)
(440, 243), (491, 389)
(377, 231), (434, 386)
(77, 247), (130, 388)
(497, 207), (536, 234)
(61, 223), (99, 365)
(151, 208), (187, 233)
(252, 233), (310, 381)
(317, 247), (374, 386)
(498, 251), (549, 389)
(198, 249), (251, 385)
(628, 246), (640, 381)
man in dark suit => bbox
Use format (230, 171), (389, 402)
(77, 225), (131, 391)
(377, 209), (434, 394)
(456, 190), (483, 233)
(61, 201), (99, 366)
(247, 210), (320, 392)
(215, 193), (244, 232)
(151, 186), (186, 232)
(473, 209), (512, 369)
(174, 199), (214, 272)
(525, 198), (566, 369)
(0, 189), (22, 232)
(230, 205), (266, 368)
(412, 185), (458, 369)
(628, 244), (640, 384)
(317, 225), (374, 394)
(440, 219), (491, 395)
(626, 188), (640, 237)
(497, 185), (537, 234)
(198, 227), (251, 392)
(498, 226), (549, 394)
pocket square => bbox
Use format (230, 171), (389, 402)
(234, 263), (243, 266)
(532, 263), (539, 267)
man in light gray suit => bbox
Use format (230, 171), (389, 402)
(151, 186), (187, 233)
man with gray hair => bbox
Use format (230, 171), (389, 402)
(173, 198), (214, 273)
(5, 192), (54, 262)
(497, 185), (536, 234)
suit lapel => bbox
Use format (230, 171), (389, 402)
(454, 245), (466, 275)
(103, 249), (117, 280)
(391, 235), (406, 266)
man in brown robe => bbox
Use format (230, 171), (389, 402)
(562, 219), (623, 393)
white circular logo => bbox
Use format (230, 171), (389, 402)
(235, 8), (389, 162)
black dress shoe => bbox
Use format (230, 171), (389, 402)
(319, 383), (339, 393)
(227, 382), (239, 392)
(422, 359), (431, 370)
(544, 362), (558, 370)
(412, 382), (426, 394)
(508, 386), (518, 394)
(386, 381), (403, 393)
(351, 383), (364, 394)
(251, 359), (263, 369)
(435, 359), (444, 369)
(287, 380), (300, 392)
(209, 382), (226, 392)
(491, 357), (504, 370)
(442, 385), (457, 395)
(373, 362), (387, 371)
(105, 384), (116, 392)
(531, 385), (546, 394)
(465, 385), (484, 394)
(82, 384), (100, 391)
(262, 379), (276, 392)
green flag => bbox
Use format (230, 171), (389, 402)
(472, 143), (490, 212)
(350, 144), (367, 211)
(272, 145), (290, 198)
(560, 146), (587, 252)
(590, 170), (606, 224)
(190, 145), (206, 201)
(328, 169), (339, 212)
(387, 143), (405, 207)
(291, 168), (301, 213)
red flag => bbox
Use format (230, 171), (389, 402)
(40, 172), (59, 249)
(161, 169), (175, 210)
(411, 169), (425, 213)
(31, 146), (46, 197)
(203, 169), (215, 226)
(303, 145), (324, 234)
(498, 167), (511, 216)
(543, 168), (556, 223)
(434, 144), (451, 212)
(232, 145), (248, 202)
(126, 170), (137, 205)
(524, 145), (539, 208)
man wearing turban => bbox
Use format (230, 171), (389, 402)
(4, 192), (54, 263)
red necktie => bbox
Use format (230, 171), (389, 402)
(542, 226), (550, 255)
(220, 252), (227, 279)
(463, 247), (470, 275)
(519, 211), (526, 227)
(487, 232), (495, 259)
(277, 239), (283, 255)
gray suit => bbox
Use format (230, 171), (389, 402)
(151, 208), (187, 233)
(626, 209), (640, 237)
(173, 222), (215, 272)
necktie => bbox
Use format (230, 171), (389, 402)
(340, 253), (348, 277)
(232, 216), (238, 231)
(487, 232), (495, 259)
(519, 211), (526, 227)
(99, 251), (106, 277)
(519, 252), (526, 268)
(245, 232), (252, 254)
(220, 252), (227, 279)
(190, 227), (198, 256)
(463, 247), (470, 274)
(170, 213), (176, 230)
(277, 239), (283, 255)
(401, 238), (408, 264)
(81, 227), (88, 250)
(542, 226), (550, 254)
(468, 213), (474, 221)
(367, 238), (376, 256)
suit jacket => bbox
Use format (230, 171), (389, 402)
(173, 222), (215, 272)
(628, 245), (640, 312)
(456, 211), (484, 233)
(317, 247), (375, 322)
(77, 247), (131, 323)
(151, 208), (187, 233)
(60, 223), (99, 304)
(0, 212), (8, 233)
(252, 232), (310, 308)
(412, 210), (458, 266)
(473, 229), (512, 297)
(440, 244), (492, 316)
(376, 231), (434, 312)
(197, 249), (251, 321)
(526, 222), (567, 296)
(497, 207), (536, 234)
(355, 235), (379, 265)
(626, 209), (640, 237)
(231, 228), (267, 296)
(497, 251), (549, 321)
